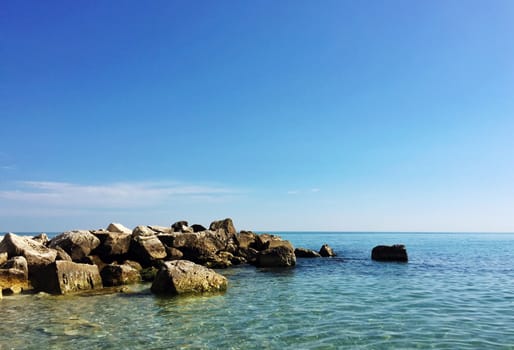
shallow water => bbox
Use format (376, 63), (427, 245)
(1, 232), (514, 349)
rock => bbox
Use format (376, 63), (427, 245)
(132, 226), (157, 238)
(209, 218), (236, 235)
(32, 233), (49, 245)
(53, 246), (72, 261)
(92, 231), (131, 262)
(371, 244), (408, 262)
(191, 224), (207, 233)
(148, 225), (172, 234)
(80, 255), (107, 272)
(0, 256), (29, 294)
(48, 231), (101, 261)
(151, 260), (228, 295)
(100, 263), (141, 287)
(319, 244), (336, 257)
(236, 231), (258, 250)
(255, 245), (296, 268)
(0, 233), (57, 275)
(295, 248), (322, 258)
(0, 252), (7, 265)
(106, 223), (132, 234)
(171, 221), (194, 233)
(141, 266), (159, 282)
(122, 260), (142, 271)
(162, 232), (225, 266)
(165, 246), (184, 260)
(254, 233), (291, 251)
(129, 235), (167, 267)
(34, 260), (103, 294)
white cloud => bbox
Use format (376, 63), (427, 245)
(0, 180), (238, 210)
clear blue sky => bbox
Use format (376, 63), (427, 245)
(1, 0), (514, 232)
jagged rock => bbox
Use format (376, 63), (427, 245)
(80, 255), (107, 272)
(48, 231), (100, 261)
(151, 260), (228, 295)
(371, 244), (408, 262)
(53, 246), (72, 261)
(236, 231), (258, 250)
(191, 224), (207, 233)
(162, 232), (225, 266)
(319, 244), (336, 257)
(0, 252), (7, 265)
(209, 218), (236, 235)
(165, 246), (184, 260)
(132, 226), (157, 238)
(92, 231), (131, 262)
(34, 260), (103, 294)
(32, 233), (49, 246)
(129, 235), (167, 267)
(171, 221), (193, 233)
(295, 248), (322, 258)
(100, 263), (141, 286)
(205, 251), (234, 268)
(0, 233), (57, 274)
(122, 260), (142, 271)
(0, 256), (29, 294)
(106, 223), (132, 234)
(255, 245), (296, 268)
(148, 225), (172, 234)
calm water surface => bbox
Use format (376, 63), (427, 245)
(1, 232), (514, 349)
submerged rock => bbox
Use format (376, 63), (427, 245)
(48, 231), (101, 261)
(371, 244), (408, 262)
(34, 260), (103, 294)
(255, 245), (296, 268)
(319, 244), (336, 257)
(294, 247), (322, 258)
(151, 260), (227, 295)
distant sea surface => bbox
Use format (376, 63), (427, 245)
(1, 232), (514, 349)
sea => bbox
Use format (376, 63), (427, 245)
(1, 232), (514, 349)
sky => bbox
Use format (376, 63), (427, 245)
(1, 0), (514, 232)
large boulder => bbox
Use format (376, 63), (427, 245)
(106, 223), (132, 234)
(160, 232), (225, 265)
(0, 233), (57, 274)
(34, 260), (103, 294)
(319, 244), (336, 257)
(129, 235), (167, 267)
(92, 231), (132, 262)
(371, 244), (408, 262)
(132, 225), (157, 238)
(0, 256), (29, 294)
(255, 245), (296, 268)
(295, 248), (321, 258)
(209, 218), (236, 235)
(100, 263), (141, 286)
(53, 246), (73, 261)
(151, 260), (227, 295)
(48, 231), (101, 261)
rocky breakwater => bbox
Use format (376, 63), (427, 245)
(0, 218), (304, 297)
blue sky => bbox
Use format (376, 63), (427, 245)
(1, 0), (514, 232)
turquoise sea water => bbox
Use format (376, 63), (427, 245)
(1, 232), (514, 349)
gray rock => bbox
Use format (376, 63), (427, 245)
(100, 263), (141, 286)
(319, 244), (336, 257)
(92, 231), (131, 261)
(34, 260), (103, 294)
(129, 235), (167, 267)
(295, 247), (322, 258)
(371, 244), (408, 262)
(0, 233), (57, 274)
(48, 231), (101, 261)
(151, 260), (228, 295)
(209, 218), (236, 235)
